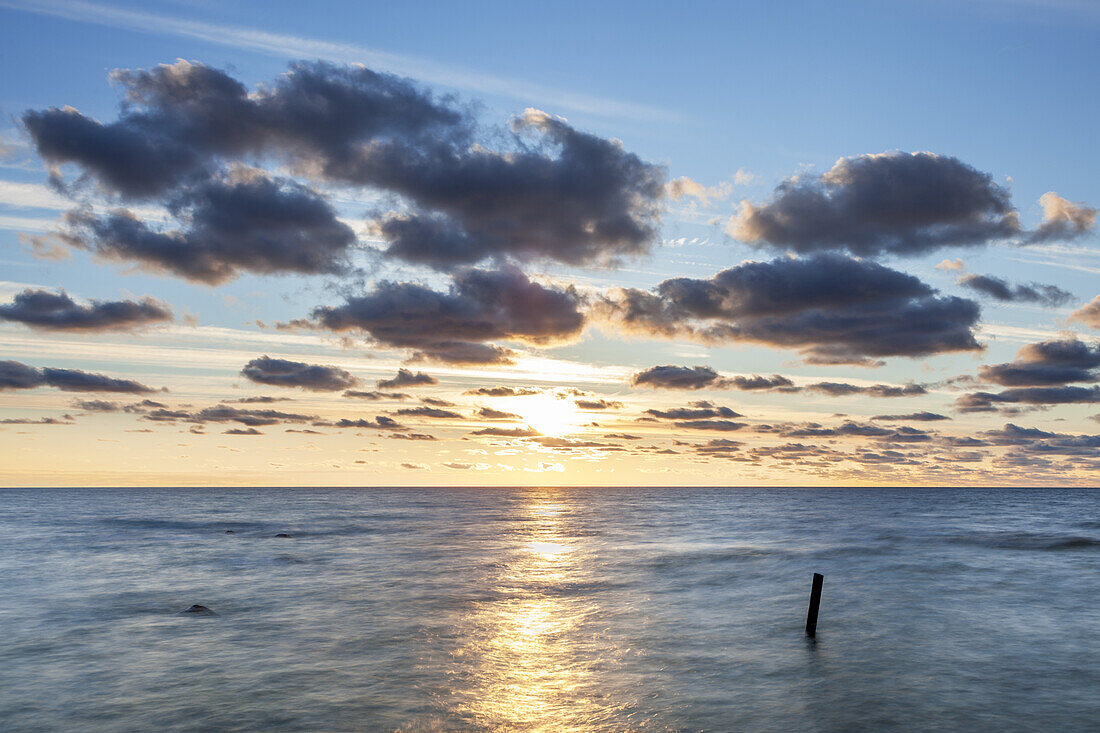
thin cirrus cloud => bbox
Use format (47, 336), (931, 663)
(26, 60), (665, 275)
(0, 289), (172, 331)
(302, 267), (585, 365)
(602, 254), (982, 365)
(2, 0), (673, 122)
(725, 152), (1094, 257)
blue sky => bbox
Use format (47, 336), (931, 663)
(0, 0), (1098, 486)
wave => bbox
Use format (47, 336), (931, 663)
(951, 531), (1100, 551)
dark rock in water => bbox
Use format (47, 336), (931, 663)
(274, 533), (292, 538)
(224, 530), (235, 534)
(182, 604), (217, 615)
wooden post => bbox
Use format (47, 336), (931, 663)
(805, 573), (824, 637)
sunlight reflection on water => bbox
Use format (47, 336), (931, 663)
(449, 494), (631, 731)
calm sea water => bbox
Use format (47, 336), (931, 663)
(1, 487), (1098, 732)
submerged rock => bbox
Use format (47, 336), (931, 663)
(274, 533), (292, 538)
(182, 604), (217, 615)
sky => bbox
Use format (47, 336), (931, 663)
(1, 0), (1098, 487)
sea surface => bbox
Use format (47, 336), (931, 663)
(1, 487), (1098, 732)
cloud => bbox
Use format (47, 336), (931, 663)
(62, 169), (357, 284)
(673, 419), (747, 431)
(393, 406), (464, 419)
(307, 267), (584, 364)
(223, 427), (262, 435)
(322, 416), (406, 430)
(727, 152), (1021, 256)
(28, 61), (663, 270)
(603, 254), (981, 364)
(144, 404), (317, 426)
(376, 369), (438, 389)
(0, 416), (75, 425)
(0, 289), (172, 331)
(475, 406), (523, 420)
(24, 60), (468, 198)
(958, 274), (1073, 307)
(804, 382), (927, 398)
(646, 403), (741, 420)
(369, 109), (664, 269)
(1071, 296), (1100, 329)
(1027, 192), (1097, 243)
(574, 399), (623, 410)
(464, 385), (543, 397)
(241, 356), (359, 391)
(871, 412), (951, 421)
(981, 423), (1100, 457)
(0, 360), (160, 393)
(977, 339), (1100, 386)
(630, 365), (722, 390)
(343, 390), (411, 400)
(471, 426), (541, 437)
(936, 258), (966, 271)
(957, 386), (1100, 412)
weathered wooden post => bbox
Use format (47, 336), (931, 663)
(805, 572), (823, 637)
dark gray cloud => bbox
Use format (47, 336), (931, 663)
(575, 399), (623, 410)
(28, 61), (662, 270)
(224, 396), (294, 404)
(241, 356), (359, 391)
(977, 339), (1100, 387)
(805, 382), (927, 398)
(958, 275), (1073, 307)
(0, 289), (172, 331)
(646, 403), (741, 420)
(376, 369), (438, 389)
(343, 390), (411, 400)
(475, 407), (523, 420)
(63, 170), (357, 284)
(871, 411), (951, 422)
(372, 109), (663, 268)
(0, 416), (75, 425)
(981, 423), (1100, 457)
(144, 404), (317, 426)
(307, 267), (584, 364)
(605, 255), (981, 364)
(957, 385), (1100, 412)
(630, 365), (721, 390)
(224, 427), (263, 435)
(322, 416), (405, 430)
(463, 386), (543, 397)
(628, 365), (797, 392)
(471, 426), (541, 437)
(393, 406), (464, 419)
(673, 419), (747, 431)
(0, 360), (160, 393)
(24, 60), (468, 197)
(728, 152), (1021, 256)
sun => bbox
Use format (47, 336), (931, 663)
(506, 393), (581, 438)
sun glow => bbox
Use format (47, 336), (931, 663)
(506, 393), (582, 438)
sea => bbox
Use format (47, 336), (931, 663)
(1, 487), (1097, 732)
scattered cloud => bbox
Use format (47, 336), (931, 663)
(241, 355), (359, 391)
(958, 274), (1073, 307)
(0, 289), (172, 331)
(376, 369), (438, 389)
